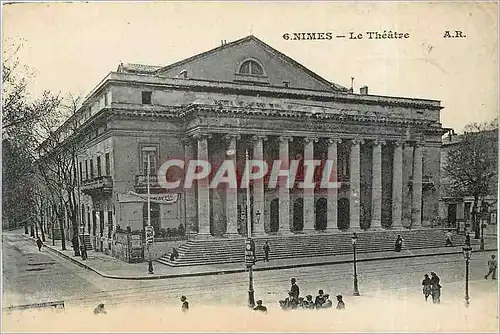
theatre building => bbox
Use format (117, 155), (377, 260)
(48, 35), (449, 264)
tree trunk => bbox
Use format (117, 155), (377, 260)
(58, 214), (66, 250)
(40, 220), (46, 242)
(51, 221), (55, 246)
(72, 217), (81, 257)
(472, 195), (480, 239)
(24, 222), (29, 234)
(30, 223), (35, 237)
(35, 220), (39, 238)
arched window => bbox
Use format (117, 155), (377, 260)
(239, 60), (264, 76)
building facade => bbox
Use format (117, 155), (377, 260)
(439, 129), (498, 230)
(40, 36), (446, 261)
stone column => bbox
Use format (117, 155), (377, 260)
(278, 136), (293, 235)
(350, 139), (364, 230)
(252, 135), (267, 235)
(303, 137), (318, 232)
(412, 142), (424, 228)
(391, 141), (403, 229)
(326, 138), (341, 231)
(371, 139), (385, 229)
(195, 133), (212, 237)
(224, 134), (240, 236)
(183, 138), (198, 235)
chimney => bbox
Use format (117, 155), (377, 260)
(360, 86), (368, 95)
(349, 77), (354, 93)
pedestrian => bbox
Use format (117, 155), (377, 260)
(36, 237), (43, 251)
(253, 300), (267, 313)
(422, 274), (432, 302)
(94, 303), (107, 315)
(71, 235), (80, 256)
(430, 272), (441, 304)
(263, 241), (270, 262)
(445, 230), (453, 247)
(170, 247), (179, 261)
(290, 278), (300, 301)
(485, 255), (497, 280)
(394, 234), (404, 252)
(81, 242), (88, 260)
(304, 295), (315, 309)
(282, 291), (298, 310)
(180, 295), (189, 312)
(465, 232), (471, 246)
(314, 289), (326, 309)
(336, 295), (345, 310)
(322, 294), (333, 308)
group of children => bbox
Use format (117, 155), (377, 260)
(279, 278), (345, 311)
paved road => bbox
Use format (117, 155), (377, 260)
(2, 232), (498, 311)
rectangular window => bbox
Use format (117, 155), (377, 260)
(105, 153), (110, 176)
(141, 146), (158, 176)
(90, 159), (94, 179)
(79, 162), (83, 183)
(85, 160), (89, 180)
(96, 156), (102, 177)
(142, 91), (152, 105)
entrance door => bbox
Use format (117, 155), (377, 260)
(143, 203), (161, 234)
(270, 199), (279, 232)
(293, 198), (304, 231)
(315, 198), (327, 230)
(447, 203), (457, 227)
(338, 198), (350, 230)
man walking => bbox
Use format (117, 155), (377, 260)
(290, 278), (300, 301)
(485, 255), (497, 280)
(430, 272), (441, 304)
(445, 230), (453, 247)
(36, 237), (43, 251)
(263, 241), (270, 262)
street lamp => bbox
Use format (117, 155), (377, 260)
(351, 232), (360, 296)
(144, 149), (155, 275)
(245, 150), (256, 308)
(462, 245), (472, 308)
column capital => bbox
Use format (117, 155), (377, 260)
(393, 139), (404, 147)
(372, 139), (386, 146)
(251, 135), (268, 142)
(351, 138), (365, 146)
(193, 132), (212, 140)
(223, 134), (241, 142)
(304, 136), (319, 143)
(326, 137), (342, 145)
(278, 135), (294, 142)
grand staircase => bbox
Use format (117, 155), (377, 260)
(157, 229), (474, 267)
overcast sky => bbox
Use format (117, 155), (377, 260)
(3, 2), (498, 133)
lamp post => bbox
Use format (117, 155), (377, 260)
(352, 232), (360, 296)
(462, 245), (472, 308)
(245, 149), (256, 308)
(146, 151), (154, 274)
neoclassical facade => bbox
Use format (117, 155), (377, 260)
(41, 35), (445, 259)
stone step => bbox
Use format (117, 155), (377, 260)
(158, 229), (474, 267)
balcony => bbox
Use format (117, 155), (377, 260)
(81, 176), (113, 195)
(134, 175), (163, 193)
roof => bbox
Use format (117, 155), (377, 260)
(154, 35), (349, 91)
(117, 63), (163, 74)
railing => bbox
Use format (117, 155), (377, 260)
(134, 175), (159, 187)
(80, 176), (113, 194)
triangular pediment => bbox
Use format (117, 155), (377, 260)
(155, 36), (347, 92)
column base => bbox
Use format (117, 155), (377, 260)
(277, 230), (294, 236)
(324, 228), (340, 234)
(252, 230), (267, 237)
(195, 233), (214, 240)
(223, 233), (243, 239)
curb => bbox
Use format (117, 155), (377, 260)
(20, 234), (497, 281)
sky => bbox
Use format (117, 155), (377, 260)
(2, 1), (498, 133)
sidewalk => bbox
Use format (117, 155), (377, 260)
(19, 233), (498, 281)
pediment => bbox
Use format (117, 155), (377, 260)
(155, 36), (347, 92)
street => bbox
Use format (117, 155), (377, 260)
(2, 232), (498, 332)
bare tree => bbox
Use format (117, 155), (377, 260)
(443, 118), (498, 238)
